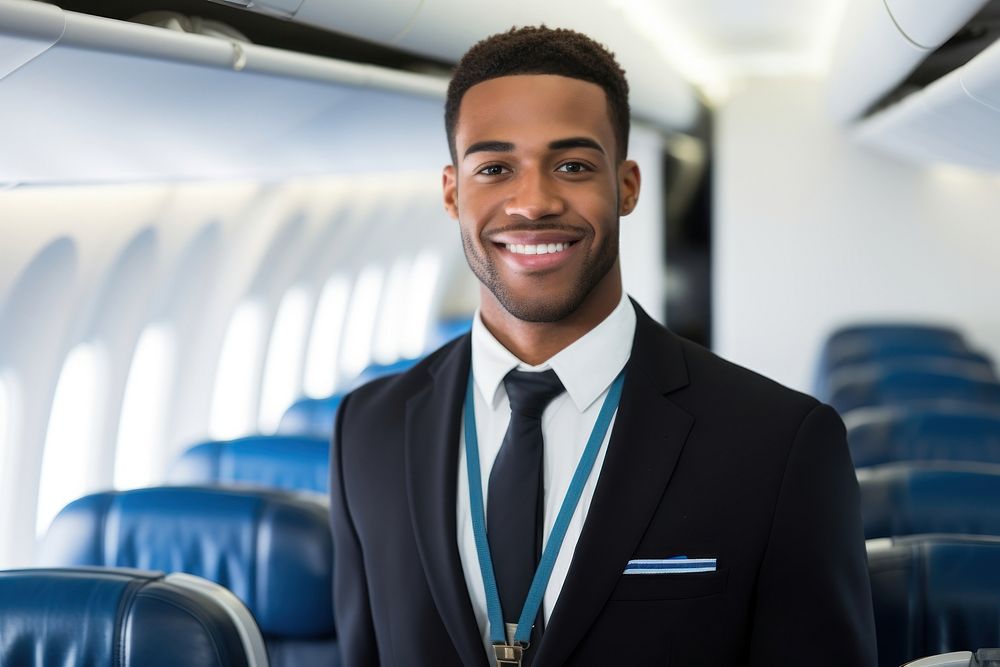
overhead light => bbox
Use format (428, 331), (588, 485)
(607, 0), (851, 100)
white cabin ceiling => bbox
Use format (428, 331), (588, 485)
(607, 0), (849, 97)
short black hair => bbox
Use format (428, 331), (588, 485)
(445, 26), (630, 163)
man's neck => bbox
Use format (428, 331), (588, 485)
(479, 272), (623, 366)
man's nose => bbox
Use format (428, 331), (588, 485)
(504, 171), (566, 220)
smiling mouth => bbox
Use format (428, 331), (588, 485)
(501, 241), (576, 255)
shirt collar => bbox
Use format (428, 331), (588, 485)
(471, 292), (636, 413)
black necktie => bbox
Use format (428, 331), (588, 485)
(487, 368), (565, 658)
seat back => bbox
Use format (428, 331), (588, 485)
(426, 316), (472, 350)
(847, 406), (1000, 467)
(859, 462), (1000, 539)
(820, 324), (968, 369)
(347, 356), (420, 390)
(868, 535), (1000, 667)
(276, 393), (343, 438)
(0, 567), (268, 667)
(168, 435), (330, 494)
(819, 355), (997, 402)
(815, 323), (971, 395)
(830, 368), (1000, 415)
(276, 357), (421, 438)
(39, 486), (337, 666)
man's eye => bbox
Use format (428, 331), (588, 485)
(557, 162), (590, 173)
(478, 165), (508, 176)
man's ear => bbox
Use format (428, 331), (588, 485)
(442, 165), (459, 220)
(618, 160), (641, 216)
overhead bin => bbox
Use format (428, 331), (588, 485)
(213, 0), (701, 132)
(0, 0), (450, 185)
(853, 37), (1000, 170)
(827, 0), (1000, 170)
(293, 0), (421, 44)
(826, 0), (989, 123)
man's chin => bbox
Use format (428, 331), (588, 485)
(495, 292), (583, 324)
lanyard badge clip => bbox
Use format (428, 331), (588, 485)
(492, 644), (525, 666)
(493, 623), (528, 666)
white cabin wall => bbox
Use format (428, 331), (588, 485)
(620, 123), (667, 323)
(714, 77), (1000, 393)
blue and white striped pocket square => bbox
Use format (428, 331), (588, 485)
(623, 556), (717, 574)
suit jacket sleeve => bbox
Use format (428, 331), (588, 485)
(330, 392), (381, 665)
(748, 403), (877, 666)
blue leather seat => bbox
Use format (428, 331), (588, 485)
(818, 354), (996, 403)
(347, 356), (421, 390)
(168, 435), (330, 494)
(821, 323), (968, 366)
(0, 567), (268, 666)
(859, 462), (1000, 539)
(276, 358), (420, 438)
(868, 534), (1000, 667)
(829, 368), (1000, 415)
(277, 393), (343, 438)
(847, 405), (1000, 467)
(815, 323), (972, 394)
(427, 316), (473, 350)
(39, 486), (338, 667)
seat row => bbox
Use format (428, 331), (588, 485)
(5, 320), (992, 665)
(278, 316), (472, 438)
(0, 322), (477, 666)
(817, 323), (1000, 665)
(816, 323), (1000, 416)
(2, 485), (336, 666)
(13, 440), (1000, 667)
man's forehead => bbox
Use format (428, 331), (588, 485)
(455, 74), (615, 151)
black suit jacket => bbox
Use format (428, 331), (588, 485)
(330, 302), (877, 665)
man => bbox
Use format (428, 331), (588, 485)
(330, 26), (876, 666)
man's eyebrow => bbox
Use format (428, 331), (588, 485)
(463, 141), (514, 157)
(548, 137), (605, 154)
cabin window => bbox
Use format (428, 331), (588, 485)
(400, 250), (443, 359)
(259, 286), (312, 433)
(304, 274), (351, 398)
(340, 265), (386, 380)
(210, 301), (267, 440)
(36, 342), (106, 537)
(372, 257), (413, 365)
(114, 323), (175, 490)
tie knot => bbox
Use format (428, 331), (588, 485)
(503, 369), (565, 418)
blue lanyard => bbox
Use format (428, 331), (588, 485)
(463, 368), (626, 648)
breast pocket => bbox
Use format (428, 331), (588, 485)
(608, 568), (729, 601)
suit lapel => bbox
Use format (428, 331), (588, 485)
(404, 335), (488, 667)
(533, 304), (695, 667)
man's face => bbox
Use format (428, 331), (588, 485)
(443, 74), (640, 323)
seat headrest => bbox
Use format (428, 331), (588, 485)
(276, 394), (343, 438)
(39, 486), (334, 638)
(859, 462), (1000, 539)
(820, 324), (968, 373)
(847, 405), (1000, 467)
(0, 567), (266, 666)
(348, 357), (420, 390)
(169, 435), (330, 494)
(832, 369), (1000, 417)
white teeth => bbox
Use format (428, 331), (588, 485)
(505, 242), (569, 255)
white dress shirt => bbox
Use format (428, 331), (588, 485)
(456, 292), (636, 659)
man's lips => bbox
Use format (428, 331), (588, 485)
(490, 236), (581, 270)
